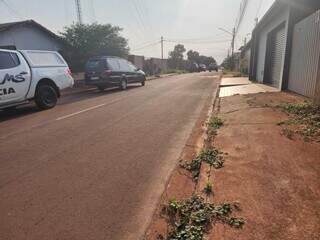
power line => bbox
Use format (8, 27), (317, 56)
(0, 0), (25, 20)
(255, 0), (263, 24)
(89, 0), (96, 23)
(136, 0), (156, 40)
(132, 0), (148, 34)
(128, 0), (149, 42)
(131, 41), (160, 51)
(235, 0), (248, 34)
(74, 0), (83, 24)
(165, 39), (232, 44)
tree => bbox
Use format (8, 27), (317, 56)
(187, 50), (200, 63)
(60, 23), (129, 72)
(187, 50), (217, 67)
(168, 44), (186, 69)
(221, 56), (234, 70)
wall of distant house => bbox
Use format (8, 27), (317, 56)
(255, 7), (290, 83)
(0, 26), (62, 51)
(128, 55), (145, 70)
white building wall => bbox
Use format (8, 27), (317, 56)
(255, 7), (290, 83)
(0, 25), (62, 51)
(288, 10), (320, 98)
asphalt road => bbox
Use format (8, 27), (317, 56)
(0, 72), (219, 240)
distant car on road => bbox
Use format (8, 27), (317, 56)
(208, 63), (218, 72)
(85, 56), (146, 91)
(189, 62), (200, 73)
(198, 64), (207, 72)
(0, 49), (74, 110)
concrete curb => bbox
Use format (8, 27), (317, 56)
(143, 76), (221, 239)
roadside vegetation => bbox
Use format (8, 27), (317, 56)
(159, 111), (244, 240)
(278, 102), (320, 142)
(161, 69), (189, 75)
(180, 148), (224, 181)
(163, 195), (244, 240)
(203, 181), (213, 195)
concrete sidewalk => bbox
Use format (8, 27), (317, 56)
(208, 92), (320, 240)
(219, 77), (279, 97)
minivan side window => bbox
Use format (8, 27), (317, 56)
(0, 51), (20, 69)
(119, 59), (132, 72)
(128, 63), (137, 72)
(107, 58), (120, 71)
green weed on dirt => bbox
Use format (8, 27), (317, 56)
(279, 102), (320, 141)
(203, 181), (213, 195)
(208, 116), (224, 130)
(180, 148), (224, 181)
(163, 195), (244, 240)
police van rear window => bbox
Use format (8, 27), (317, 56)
(26, 51), (65, 66)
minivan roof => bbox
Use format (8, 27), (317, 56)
(89, 56), (123, 60)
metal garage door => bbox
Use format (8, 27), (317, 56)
(288, 10), (320, 98)
(268, 26), (286, 88)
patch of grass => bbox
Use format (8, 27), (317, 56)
(203, 181), (213, 195)
(161, 69), (188, 75)
(279, 102), (320, 141)
(207, 117), (224, 139)
(180, 148), (224, 181)
(208, 116), (224, 130)
(281, 128), (294, 140)
(163, 195), (244, 240)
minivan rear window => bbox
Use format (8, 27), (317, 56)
(86, 59), (100, 70)
(86, 59), (105, 71)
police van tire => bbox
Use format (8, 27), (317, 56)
(35, 85), (58, 110)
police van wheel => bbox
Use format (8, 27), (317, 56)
(35, 85), (58, 110)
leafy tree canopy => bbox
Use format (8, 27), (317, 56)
(169, 44), (186, 60)
(187, 50), (217, 67)
(60, 23), (129, 72)
(168, 44), (186, 69)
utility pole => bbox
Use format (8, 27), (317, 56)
(231, 27), (235, 58)
(218, 27), (236, 69)
(75, 0), (83, 24)
(161, 36), (164, 60)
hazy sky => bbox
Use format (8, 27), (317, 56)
(0, 0), (275, 63)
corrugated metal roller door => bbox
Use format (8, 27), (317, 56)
(288, 10), (320, 98)
(269, 26), (286, 88)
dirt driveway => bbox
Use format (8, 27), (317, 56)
(209, 92), (320, 240)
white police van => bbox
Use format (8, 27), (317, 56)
(0, 49), (74, 110)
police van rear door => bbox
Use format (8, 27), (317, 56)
(0, 50), (31, 104)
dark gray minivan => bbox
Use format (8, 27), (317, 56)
(85, 56), (146, 91)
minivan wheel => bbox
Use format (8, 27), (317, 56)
(120, 79), (127, 90)
(35, 85), (58, 110)
(141, 80), (145, 86)
(98, 86), (106, 92)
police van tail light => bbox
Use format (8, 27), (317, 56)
(66, 68), (72, 76)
